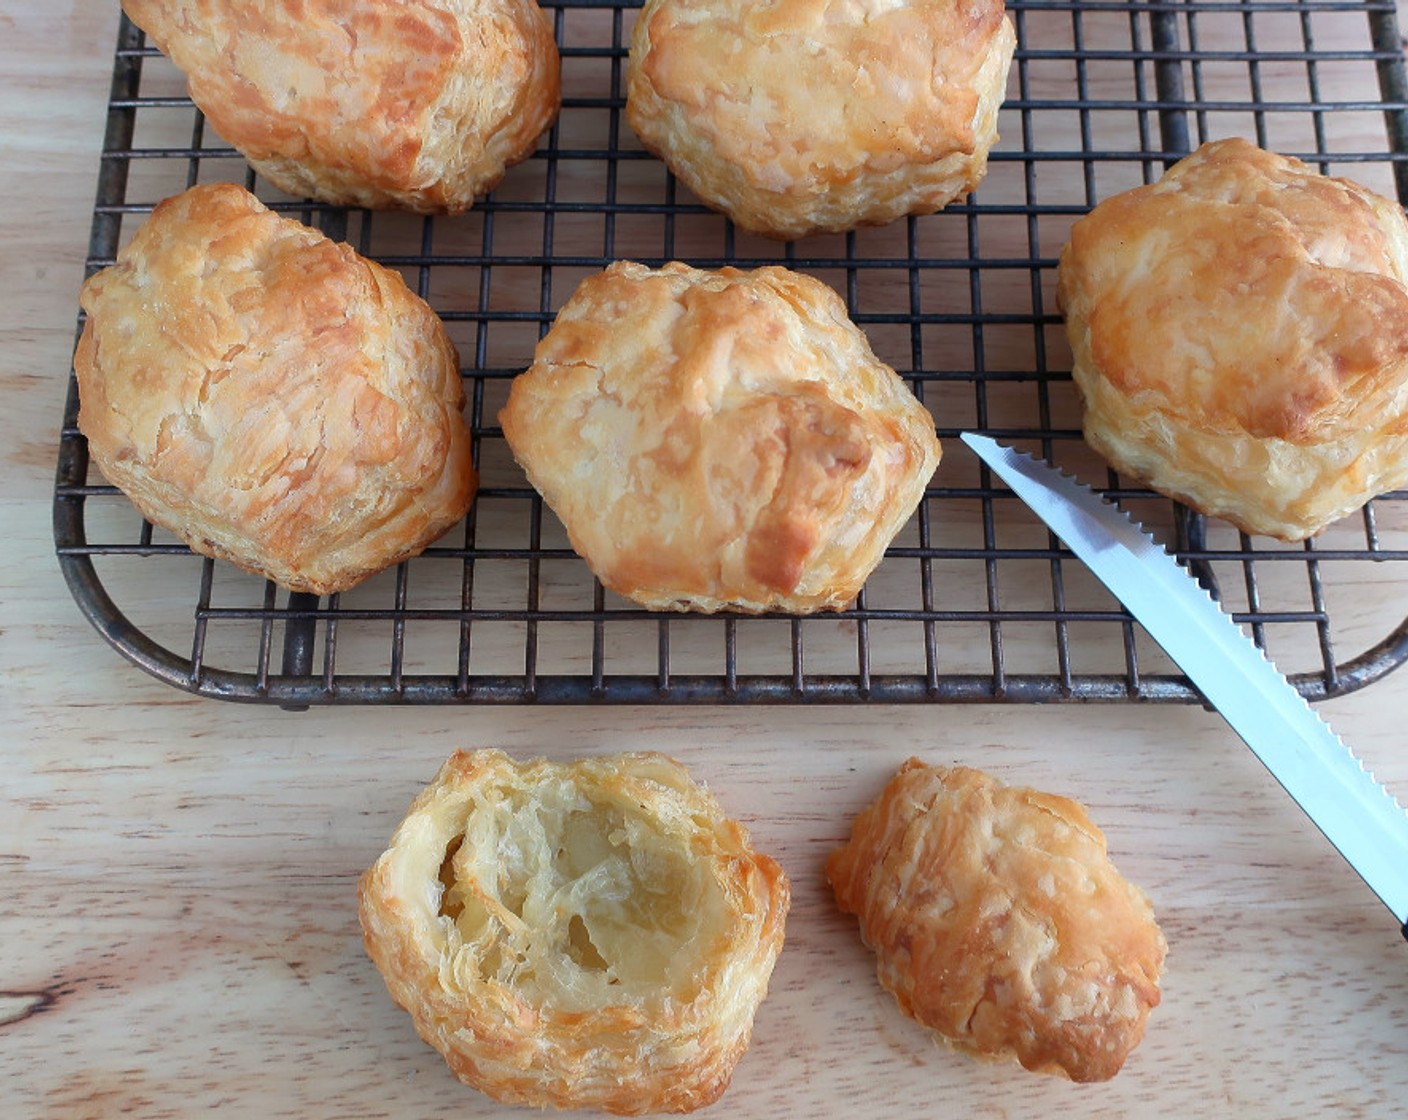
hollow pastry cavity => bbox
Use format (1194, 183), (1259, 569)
(434, 765), (726, 1010)
(358, 749), (790, 1114)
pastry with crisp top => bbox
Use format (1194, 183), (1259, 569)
(123, 0), (560, 213)
(1058, 137), (1408, 540)
(75, 182), (474, 594)
(828, 760), (1166, 1082)
(500, 260), (941, 613)
(627, 0), (1016, 238)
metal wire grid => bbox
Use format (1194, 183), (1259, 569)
(53, 0), (1408, 706)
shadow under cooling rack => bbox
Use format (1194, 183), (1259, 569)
(53, 1), (1408, 706)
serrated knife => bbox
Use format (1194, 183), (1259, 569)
(961, 432), (1408, 941)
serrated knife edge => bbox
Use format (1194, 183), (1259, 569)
(961, 433), (1408, 936)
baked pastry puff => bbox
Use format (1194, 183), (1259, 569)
(828, 760), (1166, 1082)
(499, 260), (942, 613)
(1058, 137), (1408, 540)
(75, 182), (475, 595)
(123, 0), (560, 213)
(627, 0), (1016, 239)
(358, 749), (790, 1115)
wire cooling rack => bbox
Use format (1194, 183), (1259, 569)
(54, 0), (1408, 706)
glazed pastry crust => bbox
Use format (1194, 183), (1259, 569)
(499, 261), (942, 613)
(627, 0), (1016, 239)
(358, 749), (790, 1115)
(1057, 137), (1408, 540)
(123, 0), (560, 213)
(75, 182), (475, 595)
(828, 760), (1166, 1083)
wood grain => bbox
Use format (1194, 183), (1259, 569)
(6, 3), (1408, 1119)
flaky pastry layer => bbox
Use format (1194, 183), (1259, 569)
(358, 749), (790, 1114)
(828, 760), (1166, 1082)
(499, 260), (942, 613)
(75, 183), (475, 594)
(627, 0), (1016, 238)
(123, 0), (560, 213)
(1057, 137), (1408, 540)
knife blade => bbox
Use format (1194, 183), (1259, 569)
(960, 432), (1408, 939)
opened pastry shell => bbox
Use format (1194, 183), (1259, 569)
(358, 749), (790, 1114)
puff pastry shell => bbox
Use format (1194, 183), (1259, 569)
(499, 260), (942, 613)
(828, 760), (1166, 1082)
(123, 0), (560, 213)
(627, 0), (1016, 239)
(1058, 137), (1408, 540)
(358, 749), (790, 1115)
(75, 182), (475, 595)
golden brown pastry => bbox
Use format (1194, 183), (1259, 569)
(499, 260), (942, 613)
(1058, 137), (1408, 541)
(358, 749), (790, 1115)
(828, 760), (1166, 1082)
(627, 0), (1016, 239)
(123, 0), (560, 213)
(75, 182), (475, 595)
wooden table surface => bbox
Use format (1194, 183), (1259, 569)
(6, 3), (1408, 1117)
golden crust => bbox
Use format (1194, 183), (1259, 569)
(499, 261), (942, 613)
(828, 760), (1166, 1083)
(358, 749), (790, 1115)
(626, 0), (1016, 239)
(75, 182), (475, 595)
(123, 0), (560, 213)
(1057, 137), (1408, 540)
